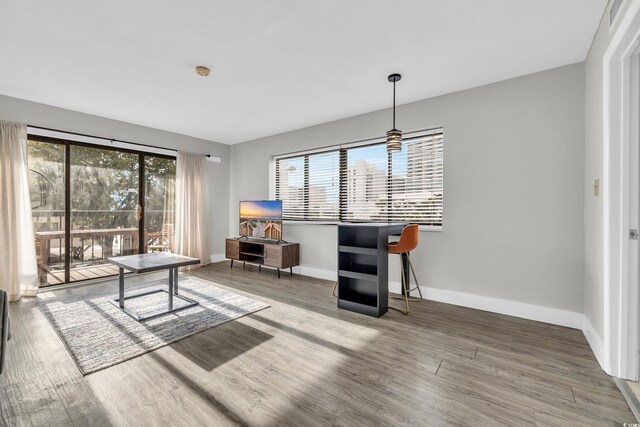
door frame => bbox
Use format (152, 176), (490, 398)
(28, 134), (175, 286)
(604, 0), (640, 380)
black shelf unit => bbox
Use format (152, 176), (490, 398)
(336, 223), (405, 318)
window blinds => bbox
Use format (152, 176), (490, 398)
(275, 156), (305, 219)
(308, 151), (340, 220)
(275, 129), (443, 226)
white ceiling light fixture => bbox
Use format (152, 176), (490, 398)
(386, 73), (402, 153)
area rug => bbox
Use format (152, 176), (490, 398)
(36, 276), (269, 375)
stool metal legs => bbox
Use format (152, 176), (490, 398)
(390, 252), (422, 315)
(390, 259), (410, 315)
(406, 253), (423, 301)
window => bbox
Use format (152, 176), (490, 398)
(275, 151), (340, 221)
(274, 129), (443, 226)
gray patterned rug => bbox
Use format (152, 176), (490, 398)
(36, 276), (269, 375)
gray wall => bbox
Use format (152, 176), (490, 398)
(230, 63), (586, 313)
(583, 2), (636, 343)
(0, 62), (587, 314)
(0, 94), (230, 257)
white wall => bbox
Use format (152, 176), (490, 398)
(0, 94), (230, 257)
(583, 1), (637, 357)
(230, 63), (586, 319)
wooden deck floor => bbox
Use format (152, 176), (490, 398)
(1, 261), (635, 426)
(43, 263), (120, 286)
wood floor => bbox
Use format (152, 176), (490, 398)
(0, 261), (635, 426)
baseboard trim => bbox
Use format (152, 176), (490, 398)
(581, 315), (605, 369)
(614, 377), (640, 422)
(292, 265), (337, 282)
(284, 265), (583, 329)
(210, 253), (226, 263)
(393, 281), (582, 329)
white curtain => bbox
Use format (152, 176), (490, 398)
(0, 122), (39, 301)
(162, 176), (175, 232)
(175, 151), (209, 267)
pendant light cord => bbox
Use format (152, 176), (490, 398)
(393, 81), (396, 129)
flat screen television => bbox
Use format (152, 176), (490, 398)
(239, 200), (283, 240)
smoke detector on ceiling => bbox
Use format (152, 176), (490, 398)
(195, 66), (210, 77)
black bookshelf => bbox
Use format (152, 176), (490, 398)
(336, 223), (406, 317)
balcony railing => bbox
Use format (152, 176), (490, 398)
(33, 209), (174, 286)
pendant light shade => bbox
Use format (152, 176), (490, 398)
(386, 73), (402, 153)
(386, 129), (402, 152)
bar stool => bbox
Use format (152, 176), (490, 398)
(388, 224), (423, 314)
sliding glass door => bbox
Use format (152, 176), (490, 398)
(69, 145), (140, 281)
(27, 135), (176, 286)
(29, 139), (66, 285)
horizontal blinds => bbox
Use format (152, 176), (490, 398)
(276, 151), (340, 221)
(307, 151), (340, 220)
(388, 133), (443, 224)
(340, 143), (389, 222)
(275, 130), (443, 225)
(275, 156), (305, 219)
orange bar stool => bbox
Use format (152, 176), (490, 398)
(388, 224), (423, 314)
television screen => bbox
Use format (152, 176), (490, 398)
(239, 200), (283, 240)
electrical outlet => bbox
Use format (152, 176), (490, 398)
(594, 178), (600, 196)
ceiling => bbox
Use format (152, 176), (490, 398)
(0, 0), (606, 144)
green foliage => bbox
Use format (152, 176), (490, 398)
(27, 139), (176, 259)
(145, 156), (176, 233)
(28, 140), (65, 212)
(70, 145), (139, 232)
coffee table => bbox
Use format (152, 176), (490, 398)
(107, 252), (201, 321)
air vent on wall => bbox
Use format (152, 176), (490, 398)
(610, 0), (623, 25)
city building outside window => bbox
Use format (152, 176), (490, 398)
(274, 129), (443, 227)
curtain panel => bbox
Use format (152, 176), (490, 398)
(175, 151), (209, 267)
(0, 121), (39, 301)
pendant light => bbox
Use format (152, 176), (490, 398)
(386, 73), (402, 153)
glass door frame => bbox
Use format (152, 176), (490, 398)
(28, 134), (176, 285)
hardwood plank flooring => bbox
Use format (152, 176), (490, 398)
(0, 261), (635, 426)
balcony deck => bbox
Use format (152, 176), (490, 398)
(43, 263), (121, 286)
(36, 227), (172, 286)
